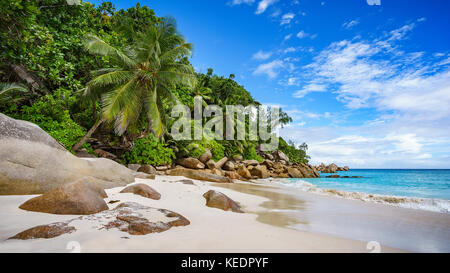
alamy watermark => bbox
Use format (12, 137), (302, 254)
(170, 96), (280, 151)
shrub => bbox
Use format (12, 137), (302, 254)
(11, 92), (88, 150)
(244, 143), (263, 162)
(122, 135), (175, 166)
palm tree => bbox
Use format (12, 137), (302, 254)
(72, 17), (196, 151)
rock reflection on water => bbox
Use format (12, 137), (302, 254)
(213, 182), (309, 228)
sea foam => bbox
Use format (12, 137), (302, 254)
(270, 178), (450, 214)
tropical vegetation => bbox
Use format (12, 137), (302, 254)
(0, 0), (310, 166)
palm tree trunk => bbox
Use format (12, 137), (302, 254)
(92, 100), (97, 121)
(72, 118), (106, 152)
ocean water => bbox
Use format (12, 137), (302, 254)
(276, 169), (450, 213)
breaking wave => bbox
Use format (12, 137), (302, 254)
(270, 178), (450, 214)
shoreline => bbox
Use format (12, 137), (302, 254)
(268, 177), (450, 214)
(217, 179), (450, 252)
(0, 175), (406, 253)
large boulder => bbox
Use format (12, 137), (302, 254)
(0, 113), (65, 151)
(272, 150), (289, 163)
(321, 163), (339, 173)
(167, 168), (232, 183)
(0, 114), (136, 195)
(287, 167), (303, 178)
(19, 178), (109, 215)
(250, 165), (269, 179)
(202, 190), (243, 213)
(296, 163), (320, 178)
(177, 157), (205, 169)
(120, 183), (161, 200)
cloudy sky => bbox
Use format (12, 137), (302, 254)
(92, 0), (450, 168)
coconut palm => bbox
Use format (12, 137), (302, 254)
(72, 17), (195, 151)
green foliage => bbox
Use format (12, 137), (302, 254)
(278, 138), (310, 164)
(0, 1), (312, 165)
(122, 135), (175, 166)
(244, 143), (263, 162)
(186, 143), (206, 159)
(11, 92), (87, 150)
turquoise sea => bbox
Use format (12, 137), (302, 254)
(280, 169), (450, 213)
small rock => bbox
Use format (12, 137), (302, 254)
(156, 166), (169, 171)
(137, 164), (156, 174)
(177, 158), (205, 169)
(223, 161), (235, 171)
(198, 149), (212, 163)
(167, 168), (232, 183)
(232, 154), (243, 162)
(243, 160), (259, 166)
(175, 179), (195, 185)
(94, 149), (117, 160)
(75, 148), (96, 158)
(203, 190), (243, 213)
(127, 164), (141, 172)
(9, 222), (75, 240)
(134, 172), (156, 179)
(237, 165), (252, 179)
(224, 171), (244, 180)
(120, 184), (161, 200)
(206, 159), (217, 170)
(215, 157), (228, 169)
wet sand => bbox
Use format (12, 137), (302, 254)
(214, 181), (450, 253)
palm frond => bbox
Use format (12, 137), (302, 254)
(0, 82), (28, 104)
(84, 34), (135, 68)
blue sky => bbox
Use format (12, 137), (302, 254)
(90, 0), (450, 168)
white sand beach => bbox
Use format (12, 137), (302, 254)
(0, 175), (411, 253)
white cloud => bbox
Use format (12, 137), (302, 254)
(303, 27), (450, 117)
(252, 50), (273, 60)
(253, 59), (284, 78)
(280, 23), (450, 168)
(280, 13), (295, 25)
(230, 0), (255, 5)
(283, 47), (297, 53)
(284, 34), (292, 40)
(342, 19), (359, 29)
(386, 23), (415, 41)
(296, 30), (307, 38)
(255, 0), (278, 14)
(293, 83), (327, 98)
